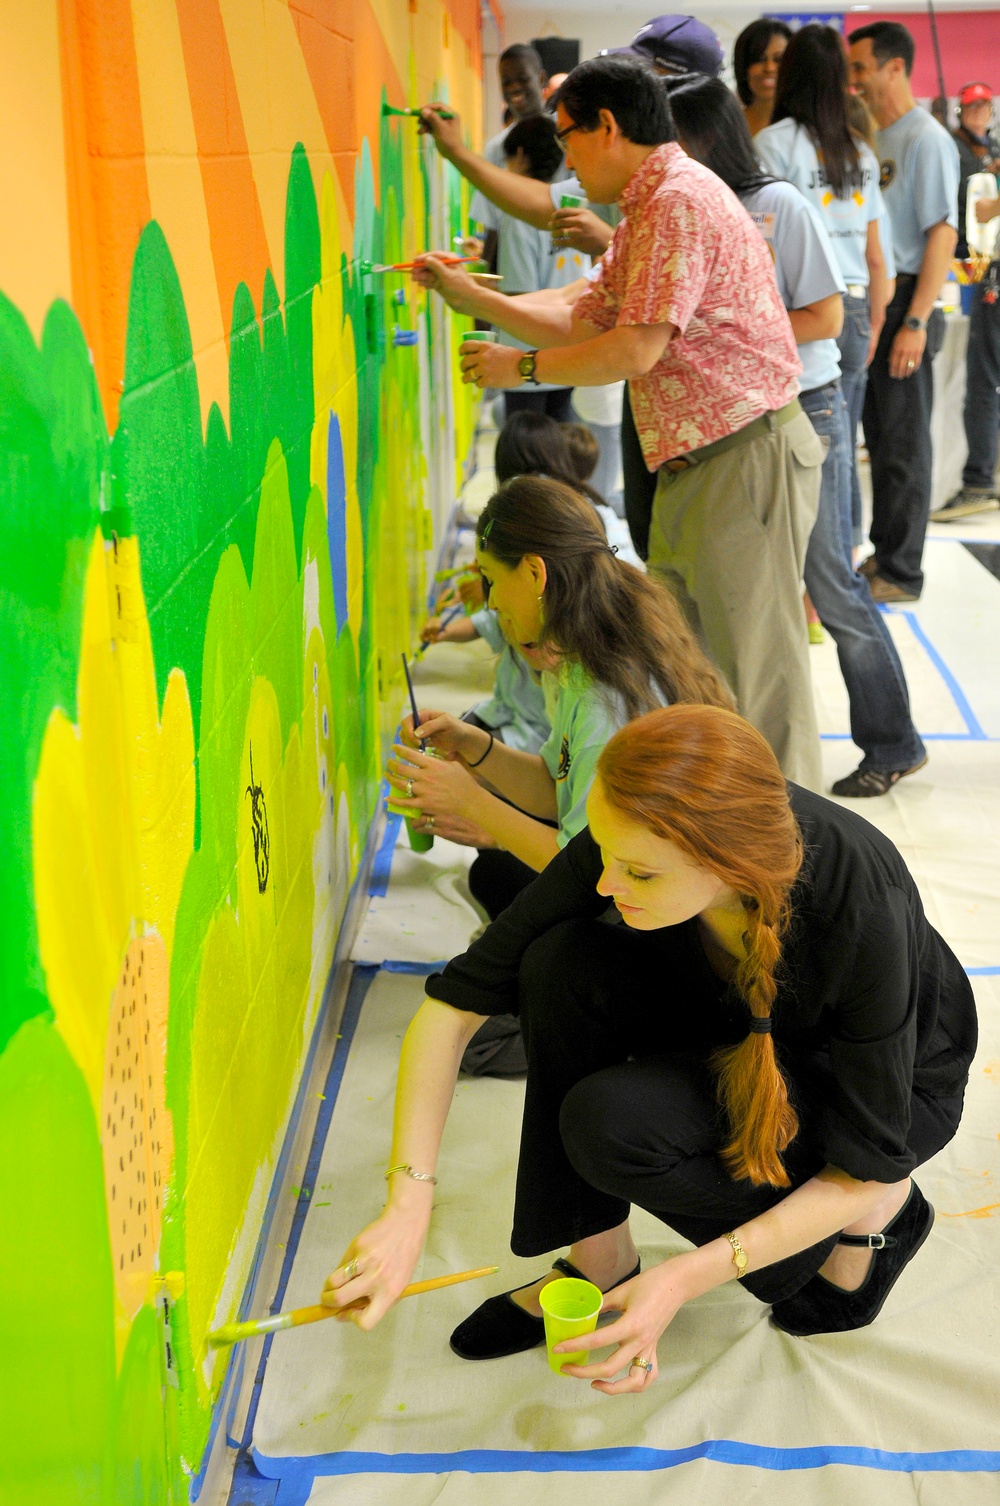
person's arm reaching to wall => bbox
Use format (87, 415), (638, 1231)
(421, 104), (561, 229)
(416, 256), (674, 386)
(319, 997), (486, 1328)
(420, 106), (614, 256)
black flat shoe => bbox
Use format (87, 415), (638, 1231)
(449, 1254), (641, 1361)
(770, 1182), (933, 1337)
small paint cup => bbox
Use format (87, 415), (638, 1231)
(386, 804), (434, 851)
(404, 817), (434, 853)
(456, 328), (499, 345)
(539, 1277), (602, 1376)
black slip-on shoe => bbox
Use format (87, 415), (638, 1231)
(449, 1254), (641, 1361)
(770, 1182), (934, 1337)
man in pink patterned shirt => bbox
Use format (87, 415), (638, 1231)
(417, 57), (824, 788)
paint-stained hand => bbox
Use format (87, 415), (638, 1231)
(458, 340), (524, 391)
(417, 102), (464, 159)
(322, 1203), (431, 1331)
(554, 1264), (689, 1395)
(549, 206), (614, 257)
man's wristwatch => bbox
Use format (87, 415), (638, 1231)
(904, 314), (927, 332)
(518, 350), (540, 385)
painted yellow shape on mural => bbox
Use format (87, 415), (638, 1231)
(33, 531), (195, 1355)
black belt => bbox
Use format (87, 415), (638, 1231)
(799, 378), (841, 400)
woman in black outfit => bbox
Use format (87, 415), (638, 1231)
(323, 706), (976, 1392)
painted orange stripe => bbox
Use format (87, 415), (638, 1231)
(175, 0), (272, 338)
(292, 0), (407, 217)
(58, 0), (152, 428)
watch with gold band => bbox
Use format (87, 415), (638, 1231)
(723, 1230), (749, 1278)
(518, 349), (540, 385)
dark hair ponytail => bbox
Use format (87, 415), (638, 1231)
(771, 25), (862, 198)
(476, 477), (733, 719)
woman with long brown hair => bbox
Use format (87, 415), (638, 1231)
(323, 705), (976, 1384)
(388, 474), (731, 1074)
(389, 476), (730, 900)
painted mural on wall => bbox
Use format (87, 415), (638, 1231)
(0, 2), (481, 1501)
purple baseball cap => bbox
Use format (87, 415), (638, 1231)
(614, 15), (724, 78)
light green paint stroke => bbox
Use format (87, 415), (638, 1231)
(0, 1017), (117, 1504)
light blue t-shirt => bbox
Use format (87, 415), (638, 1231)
(755, 119), (886, 288)
(740, 180), (845, 392)
(875, 107), (959, 275)
(540, 663), (667, 846)
(471, 130), (513, 233)
(492, 211), (589, 390)
(468, 609), (550, 755)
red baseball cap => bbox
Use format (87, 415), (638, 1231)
(959, 82), (993, 106)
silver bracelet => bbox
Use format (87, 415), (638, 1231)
(384, 1163), (438, 1185)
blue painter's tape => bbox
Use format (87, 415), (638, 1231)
(250, 1440), (1000, 1482)
(226, 965), (381, 1505)
(369, 803), (402, 897)
(381, 959), (449, 974)
(967, 966), (1000, 976)
(898, 611), (988, 740)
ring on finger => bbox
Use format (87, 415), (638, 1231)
(406, 779), (414, 799)
(344, 1257), (360, 1281)
(629, 1356), (653, 1376)
(427, 815), (435, 828)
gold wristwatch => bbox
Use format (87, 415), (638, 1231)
(723, 1230), (749, 1278)
(518, 350), (540, 384)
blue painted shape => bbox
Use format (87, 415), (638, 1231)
(967, 966), (1000, 976)
(326, 411), (348, 634)
(250, 1441), (1000, 1481)
(392, 325), (419, 347)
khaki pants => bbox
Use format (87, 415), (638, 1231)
(648, 408), (824, 791)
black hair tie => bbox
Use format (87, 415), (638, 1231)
(747, 1016), (773, 1034)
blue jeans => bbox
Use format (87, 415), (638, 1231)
(837, 292), (871, 545)
(800, 382), (926, 773)
(963, 267), (1000, 490)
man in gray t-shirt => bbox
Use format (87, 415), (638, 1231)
(849, 22), (959, 602)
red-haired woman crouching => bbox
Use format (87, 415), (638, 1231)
(322, 706), (976, 1391)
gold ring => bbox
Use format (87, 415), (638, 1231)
(630, 1356), (653, 1375)
(344, 1257), (360, 1281)
(427, 816), (435, 828)
(406, 779), (414, 798)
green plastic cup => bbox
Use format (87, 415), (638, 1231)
(405, 817), (433, 853)
(560, 194), (584, 209)
(385, 803), (434, 852)
(539, 1277), (602, 1376)
(456, 328), (499, 344)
